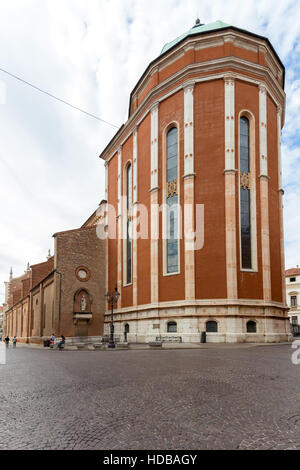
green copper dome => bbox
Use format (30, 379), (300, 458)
(160, 20), (231, 55)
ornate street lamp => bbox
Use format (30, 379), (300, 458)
(105, 287), (120, 348)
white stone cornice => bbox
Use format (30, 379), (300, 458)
(223, 34), (235, 43)
(104, 297), (288, 316)
(131, 29), (283, 101)
(101, 64), (285, 163)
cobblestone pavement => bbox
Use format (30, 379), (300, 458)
(0, 344), (299, 450)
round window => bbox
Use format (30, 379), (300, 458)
(78, 269), (87, 279)
(75, 266), (91, 282)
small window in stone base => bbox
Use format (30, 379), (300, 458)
(167, 321), (177, 333)
(206, 321), (218, 333)
(247, 320), (257, 333)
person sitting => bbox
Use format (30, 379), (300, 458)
(58, 335), (65, 351)
(50, 334), (55, 349)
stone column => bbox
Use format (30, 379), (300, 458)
(277, 105), (286, 305)
(150, 103), (159, 304)
(224, 75), (237, 299)
(117, 147), (122, 306)
(132, 128), (138, 306)
(183, 83), (195, 300)
(259, 83), (271, 301)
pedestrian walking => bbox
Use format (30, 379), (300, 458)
(58, 335), (65, 351)
(4, 336), (10, 348)
(12, 336), (17, 348)
(50, 333), (55, 349)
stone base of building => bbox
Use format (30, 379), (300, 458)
(104, 302), (292, 344)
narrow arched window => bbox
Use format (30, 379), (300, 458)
(166, 127), (179, 274)
(247, 320), (256, 333)
(167, 321), (177, 333)
(126, 163), (132, 284)
(240, 117), (251, 269)
(167, 127), (178, 182)
(206, 321), (218, 333)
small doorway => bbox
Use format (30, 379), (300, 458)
(124, 323), (130, 342)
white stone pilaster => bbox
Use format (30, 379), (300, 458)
(117, 147), (122, 305)
(150, 103), (159, 190)
(183, 83), (195, 300)
(150, 190), (159, 304)
(259, 84), (268, 177)
(224, 75), (237, 299)
(133, 128), (138, 306)
(184, 83), (195, 176)
(133, 128), (138, 203)
(150, 103), (159, 304)
(259, 83), (271, 301)
(277, 106), (283, 191)
(277, 105), (286, 305)
(224, 75), (235, 170)
(105, 161), (108, 202)
(117, 148), (122, 217)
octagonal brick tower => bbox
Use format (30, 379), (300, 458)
(100, 20), (290, 343)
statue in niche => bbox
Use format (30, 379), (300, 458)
(80, 294), (87, 312)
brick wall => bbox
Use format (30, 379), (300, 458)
(31, 258), (54, 288)
(55, 226), (106, 338)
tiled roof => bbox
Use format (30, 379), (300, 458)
(285, 268), (300, 277)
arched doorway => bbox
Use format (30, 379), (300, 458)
(124, 323), (130, 342)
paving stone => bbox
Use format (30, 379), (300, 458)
(0, 344), (299, 450)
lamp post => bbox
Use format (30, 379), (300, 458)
(105, 287), (120, 348)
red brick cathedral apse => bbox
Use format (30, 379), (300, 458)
(100, 20), (290, 343)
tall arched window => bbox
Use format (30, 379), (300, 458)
(126, 163), (132, 284)
(240, 117), (252, 269)
(166, 127), (179, 274)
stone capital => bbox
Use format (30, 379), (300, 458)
(183, 81), (195, 94)
(258, 83), (267, 95)
(224, 169), (238, 175)
(224, 74), (235, 85)
(150, 101), (159, 114)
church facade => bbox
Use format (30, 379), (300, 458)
(101, 21), (290, 343)
(4, 204), (106, 344)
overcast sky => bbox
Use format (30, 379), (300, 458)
(0, 0), (299, 303)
